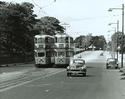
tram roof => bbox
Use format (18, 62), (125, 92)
(55, 33), (72, 38)
(35, 34), (54, 38)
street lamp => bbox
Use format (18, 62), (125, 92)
(108, 20), (119, 32)
(108, 4), (124, 68)
(108, 21), (119, 61)
(108, 28), (116, 58)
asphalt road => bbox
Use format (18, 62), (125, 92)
(1, 54), (125, 99)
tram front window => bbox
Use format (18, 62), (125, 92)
(38, 52), (45, 57)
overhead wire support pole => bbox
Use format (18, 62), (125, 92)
(121, 4), (124, 68)
(108, 4), (124, 68)
(117, 20), (119, 62)
(108, 20), (119, 61)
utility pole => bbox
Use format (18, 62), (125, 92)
(108, 4), (124, 68)
(121, 4), (124, 68)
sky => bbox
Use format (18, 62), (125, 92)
(1, 0), (125, 41)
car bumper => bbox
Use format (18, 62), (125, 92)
(107, 65), (118, 68)
(67, 69), (86, 74)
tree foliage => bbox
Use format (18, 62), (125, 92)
(111, 31), (125, 52)
(91, 35), (106, 50)
(74, 34), (106, 50)
(0, 1), (65, 58)
(0, 2), (37, 56)
(74, 34), (92, 50)
(34, 16), (65, 35)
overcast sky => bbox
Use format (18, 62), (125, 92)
(2, 0), (125, 40)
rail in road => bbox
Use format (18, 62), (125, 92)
(0, 68), (65, 92)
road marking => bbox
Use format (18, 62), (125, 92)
(0, 69), (65, 92)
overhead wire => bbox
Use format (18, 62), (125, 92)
(31, 0), (56, 16)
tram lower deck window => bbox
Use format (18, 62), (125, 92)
(38, 52), (45, 57)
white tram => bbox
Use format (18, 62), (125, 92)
(54, 34), (74, 67)
(34, 35), (55, 68)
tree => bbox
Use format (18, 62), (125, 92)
(74, 35), (85, 48)
(111, 31), (125, 53)
(0, 2), (37, 57)
(74, 34), (92, 50)
(91, 35), (106, 50)
(34, 16), (65, 35)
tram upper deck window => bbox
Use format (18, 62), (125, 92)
(45, 37), (53, 43)
(34, 51), (37, 57)
(38, 38), (44, 43)
(34, 38), (37, 43)
(55, 37), (57, 43)
(65, 37), (69, 43)
(38, 52), (45, 57)
(65, 44), (69, 48)
(58, 37), (65, 43)
(39, 45), (44, 48)
(58, 52), (65, 57)
(70, 38), (73, 43)
(59, 44), (64, 48)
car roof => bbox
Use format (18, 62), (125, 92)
(73, 58), (85, 61)
(107, 58), (117, 61)
(107, 58), (116, 60)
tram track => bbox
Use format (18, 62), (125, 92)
(0, 68), (65, 92)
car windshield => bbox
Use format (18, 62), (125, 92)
(73, 59), (85, 64)
(108, 58), (115, 62)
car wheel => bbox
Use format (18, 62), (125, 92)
(115, 66), (118, 69)
(67, 73), (70, 77)
(106, 64), (109, 69)
(83, 73), (86, 77)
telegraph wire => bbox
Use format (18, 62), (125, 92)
(31, 0), (49, 16)
(31, 0), (56, 16)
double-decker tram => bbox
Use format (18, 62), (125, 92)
(34, 34), (55, 68)
(54, 34), (74, 67)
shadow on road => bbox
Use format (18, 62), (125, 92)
(120, 77), (125, 80)
(87, 66), (96, 68)
(69, 74), (95, 77)
(86, 75), (95, 77)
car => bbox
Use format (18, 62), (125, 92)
(106, 58), (118, 69)
(100, 53), (103, 56)
(67, 58), (87, 77)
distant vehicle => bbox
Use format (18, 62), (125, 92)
(100, 53), (103, 56)
(106, 58), (118, 69)
(67, 58), (87, 77)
